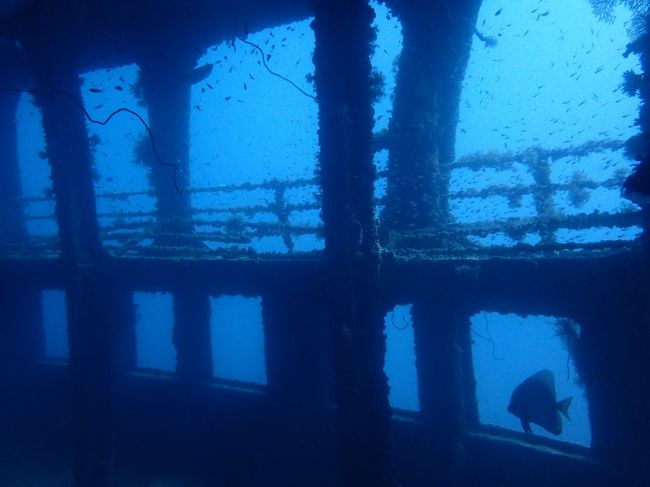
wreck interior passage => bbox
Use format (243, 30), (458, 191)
(1, 0), (650, 485)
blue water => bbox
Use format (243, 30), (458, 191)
(27, 0), (642, 456)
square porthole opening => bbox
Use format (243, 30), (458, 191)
(471, 312), (591, 447)
(210, 295), (267, 386)
(134, 291), (176, 373)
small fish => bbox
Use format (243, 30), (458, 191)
(495, 8), (503, 16)
(508, 369), (572, 435)
(114, 85), (123, 91)
(89, 87), (103, 93)
(188, 63), (213, 85)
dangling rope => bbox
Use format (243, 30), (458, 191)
(1, 85), (182, 193)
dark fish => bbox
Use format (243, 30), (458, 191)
(89, 87), (103, 93)
(495, 8), (503, 16)
(508, 369), (572, 435)
(189, 63), (213, 85)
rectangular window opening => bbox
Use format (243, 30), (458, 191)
(384, 304), (420, 412)
(471, 311), (591, 447)
(134, 291), (176, 373)
(210, 295), (267, 386)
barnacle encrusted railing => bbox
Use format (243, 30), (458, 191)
(95, 177), (324, 257)
(2, 137), (641, 260)
(386, 138), (643, 258)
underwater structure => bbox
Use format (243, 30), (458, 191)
(0, 0), (649, 485)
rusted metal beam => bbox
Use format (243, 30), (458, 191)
(382, 0), (482, 231)
(313, 0), (396, 484)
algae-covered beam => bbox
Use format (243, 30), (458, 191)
(570, 288), (650, 483)
(136, 41), (195, 241)
(382, 0), (482, 232)
(0, 39), (30, 247)
(173, 288), (212, 382)
(261, 284), (332, 479)
(19, 31), (127, 484)
(1, 0), (313, 74)
(411, 297), (475, 482)
(312, 0), (395, 485)
(617, 14), (650, 481)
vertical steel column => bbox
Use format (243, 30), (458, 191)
(313, 0), (396, 485)
(27, 49), (125, 485)
(572, 286), (650, 482)
(262, 283), (333, 481)
(138, 45), (215, 386)
(412, 296), (473, 483)
(137, 46), (195, 241)
(0, 90), (27, 246)
(381, 0), (481, 233)
(173, 287), (212, 383)
(0, 80), (43, 377)
(262, 284), (328, 408)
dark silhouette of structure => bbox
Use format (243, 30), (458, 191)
(0, 0), (649, 485)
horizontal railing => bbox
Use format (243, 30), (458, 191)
(3, 138), (642, 259)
